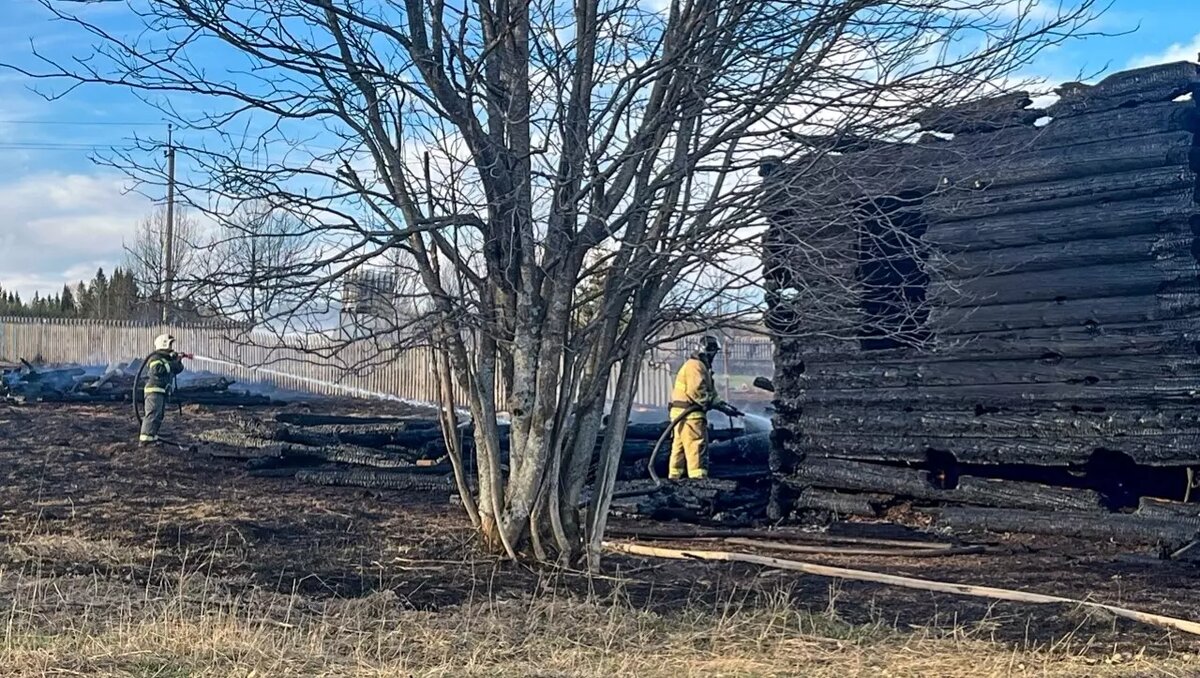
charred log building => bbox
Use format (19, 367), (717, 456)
(763, 62), (1200, 541)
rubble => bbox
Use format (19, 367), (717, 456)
(1, 358), (276, 406)
(186, 405), (771, 524)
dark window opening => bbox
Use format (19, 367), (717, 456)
(855, 191), (930, 351)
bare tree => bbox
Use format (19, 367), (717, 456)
(186, 201), (315, 327)
(123, 206), (202, 321)
(13, 0), (1100, 564)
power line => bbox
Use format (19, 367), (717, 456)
(0, 119), (160, 126)
(0, 143), (139, 151)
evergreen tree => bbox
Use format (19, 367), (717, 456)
(109, 267), (139, 318)
(90, 268), (110, 319)
(60, 285), (76, 316)
(74, 282), (91, 318)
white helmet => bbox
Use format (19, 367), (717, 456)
(154, 333), (176, 351)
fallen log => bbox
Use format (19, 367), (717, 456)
(793, 487), (883, 517)
(273, 443), (420, 469)
(246, 467), (304, 478)
(603, 541), (1200, 637)
(604, 526), (954, 550)
(240, 421), (441, 449)
(706, 433), (771, 464)
(295, 469), (456, 492)
(1135, 497), (1200, 520)
(197, 429), (276, 449)
(244, 455), (305, 471)
(620, 421), (750, 442)
(274, 412), (439, 428)
(938, 506), (1200, 545)
(176, 393), (276, 407)
(785, 458), (1104, 511)
(195, 442), (268, 460)
(723, 537), (987, 558)
(173, 375), (235, 392)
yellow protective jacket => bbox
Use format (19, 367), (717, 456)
(669, 357), (722, 420)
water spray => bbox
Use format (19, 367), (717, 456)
(188, 354), (442, 409)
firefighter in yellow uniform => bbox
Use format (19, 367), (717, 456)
(668, 336), (742, 480)
(139, 333), (187, 445)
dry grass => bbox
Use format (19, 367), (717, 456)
(0, 537), (1196, 678)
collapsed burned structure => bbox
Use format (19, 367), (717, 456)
(764, 62), (1200, 543)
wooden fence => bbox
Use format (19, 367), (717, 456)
(0, 317), (674, 409)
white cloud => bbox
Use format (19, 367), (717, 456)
(1128, 33), (1200, 69)
(0, 171), (150, 298)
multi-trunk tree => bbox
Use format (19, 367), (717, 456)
(14, 0), (1099, 564)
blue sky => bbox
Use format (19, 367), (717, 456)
(0, 0), (1197, 299)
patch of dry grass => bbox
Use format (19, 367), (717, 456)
(2, 534), (154, 569)
(0, 561), (1195, 678)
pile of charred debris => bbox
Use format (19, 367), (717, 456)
(2, 358), (773, 524)
(0, 358), (274, 406)
(195, 411), (772, 524)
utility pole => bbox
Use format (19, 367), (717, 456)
(162, 125), (176, 323)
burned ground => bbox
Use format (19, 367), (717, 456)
(1, 400), (1199, 675)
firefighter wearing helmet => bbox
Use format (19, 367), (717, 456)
(139, 333), (188, 445)
(667, 335), (742, 479)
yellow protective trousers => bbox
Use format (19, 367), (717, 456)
(668, 416), (709, 479)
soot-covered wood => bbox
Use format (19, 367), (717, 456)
(766, 63), (1200, 533)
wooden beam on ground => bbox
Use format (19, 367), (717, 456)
(605, 526), (954, 550)
(723, 538), (987, 558)
(603, 541), (1200, 637)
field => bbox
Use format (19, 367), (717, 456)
(2, 399), (1199, 676)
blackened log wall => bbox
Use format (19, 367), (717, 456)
(765, 62), (1200, 494)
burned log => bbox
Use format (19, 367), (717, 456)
(612, 420), (750, 442)
(1046, 62), (1200, 117)
(793, 405), (1200, 444)
(939, 506), (1200, 546)
(785, 458), (1104, 511)
(791, 430), (1200, 463)
(295, 469), (456, 492)
(782, 379), (1200, 410)
(935, 99), (1199, 152)
(927, 189), (1195, 252)
(706, 433), (771, 464)
(912, 91), (1038, 134)
(941, 232), (1192, 280)
(1136, 497), (1200, 520)
(272, 443), (420, 469)
(196, 442), (269, 460)
(273, 412), (439, 428)
(795, 352), (1200, 391)
(924, 164), (1194, 222)
(929, 258), (1200, 308)
(792, 488), (883, 517)
(198, 429), (276, 449)
(238, 420), (442, 449)
(930, 295), (1200, 337)
(175, 392), (275, 407)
